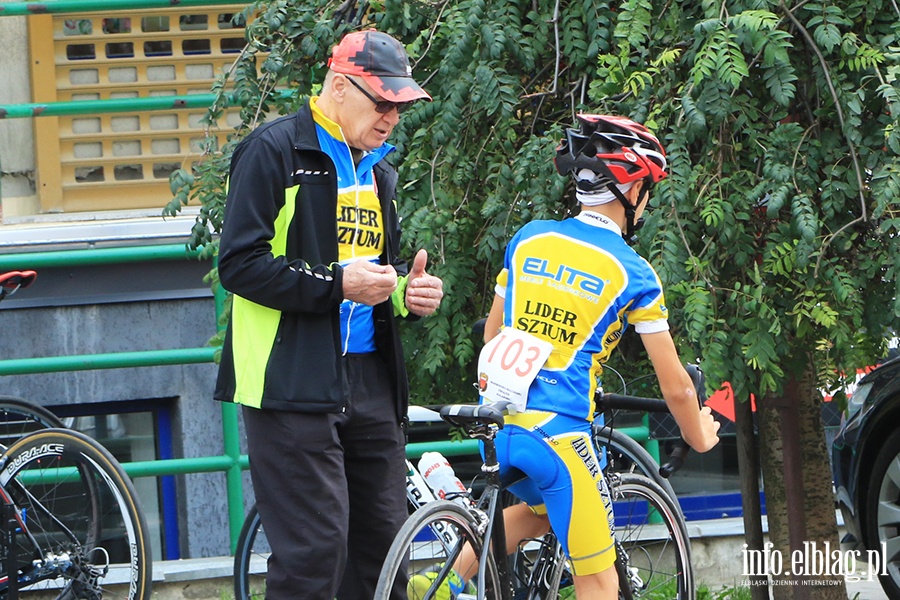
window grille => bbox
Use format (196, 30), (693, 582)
(28, 6), (247, 213)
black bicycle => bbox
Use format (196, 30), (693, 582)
(373, 396), (693, 600)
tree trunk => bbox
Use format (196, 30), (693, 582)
(735, 391), (769, 600)
(757, 360), (847, 599)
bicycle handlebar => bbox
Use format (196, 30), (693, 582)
(596, 363), (707, 479)
(599, 393), (668, 413)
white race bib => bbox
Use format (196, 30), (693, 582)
(477, 327), (553, 410)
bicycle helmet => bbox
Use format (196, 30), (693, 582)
(554, 114), (668, 239)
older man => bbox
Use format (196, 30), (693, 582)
(214, 29), (443, 600)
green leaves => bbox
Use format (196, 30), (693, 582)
(613, 0), (653, 48)
(165, 0), (900, 406)
(803, 2), (852, 54)
(692, 25), (749, 89)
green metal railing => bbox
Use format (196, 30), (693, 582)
(0, 243), (497, 549)
(0, 244), (248, 546)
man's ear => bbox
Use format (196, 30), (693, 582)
(626, 179), (645, 206)
(327, 72), (346, 102)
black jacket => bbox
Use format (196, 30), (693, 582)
(213, 102), (410, 424)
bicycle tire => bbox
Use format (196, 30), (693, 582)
(594, 424), (678, 507)
(0, 396), (106, 558)
(0, 395), (65, 448)
(0, 428), (152, 600)
(374, 499), (502, 600)
(233, 503), (267, 600)
(610, 473), (693, 600)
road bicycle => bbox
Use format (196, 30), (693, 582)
(232, 389), (688, 600)
(0, 270), (153, 599)
(374, 393), (694, 600)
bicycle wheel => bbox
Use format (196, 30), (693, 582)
(0, 428), (152, 600)
(0, 396), (65, 447)
(611, 473), (693, 600)
(233, 503), (268, 600)
(594, 424), (678, 507)
(523, 473), (692, 600)
(374, 500), (502, 600)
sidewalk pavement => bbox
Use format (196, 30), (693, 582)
(845, 577), (890, 599)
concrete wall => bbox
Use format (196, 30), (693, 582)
(0, 9), (36, 204)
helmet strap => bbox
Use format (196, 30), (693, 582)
(605, 183), (640, 241)
(608, 179), (652, 244)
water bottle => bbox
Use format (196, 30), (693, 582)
(418, 452), (469, 504)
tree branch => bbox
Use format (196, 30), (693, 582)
(779, 0), (868, 277)
(522, 0), (561, 98)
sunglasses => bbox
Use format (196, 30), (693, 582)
(345, 76), (415, 114)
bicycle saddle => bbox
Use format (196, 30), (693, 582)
(0, 270), (36, 291)
(439, 402), (516, 429)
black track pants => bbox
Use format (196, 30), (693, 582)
(243, 353), (408, 600)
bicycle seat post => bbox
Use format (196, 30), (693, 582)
(479, 433), (501, 479)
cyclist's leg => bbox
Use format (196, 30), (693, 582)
(453, 502), (550, 582)
(441, 424), (553, 586)
(503, 502), (551, 551)
(503, 413), (620, 594)
(573, 566), (619, 599)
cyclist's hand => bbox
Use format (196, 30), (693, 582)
(343, 260), (398, 306)
(687, 406), (721, 453)
(405, 249), (444, 317)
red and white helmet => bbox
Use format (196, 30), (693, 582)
(554, 114), (668, 192)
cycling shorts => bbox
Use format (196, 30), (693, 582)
(494, 410), (616, 575)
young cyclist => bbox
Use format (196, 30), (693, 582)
(409, 114), (721, 599)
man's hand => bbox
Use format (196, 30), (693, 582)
(343, 260), (398, 306)
(405, 249), (444, 317)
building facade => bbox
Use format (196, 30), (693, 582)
(0, 0), (252, 561)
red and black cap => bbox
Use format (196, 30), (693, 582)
(328, 30), (432, 103)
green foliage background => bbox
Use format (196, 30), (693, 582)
(165, 0), (900, 406)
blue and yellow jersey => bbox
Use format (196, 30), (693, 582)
(310, 99), (393, 354)
(495, 211), (669, 420)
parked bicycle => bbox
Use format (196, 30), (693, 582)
(0, 270), (152, 599)
(373, 392), (694, 600)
